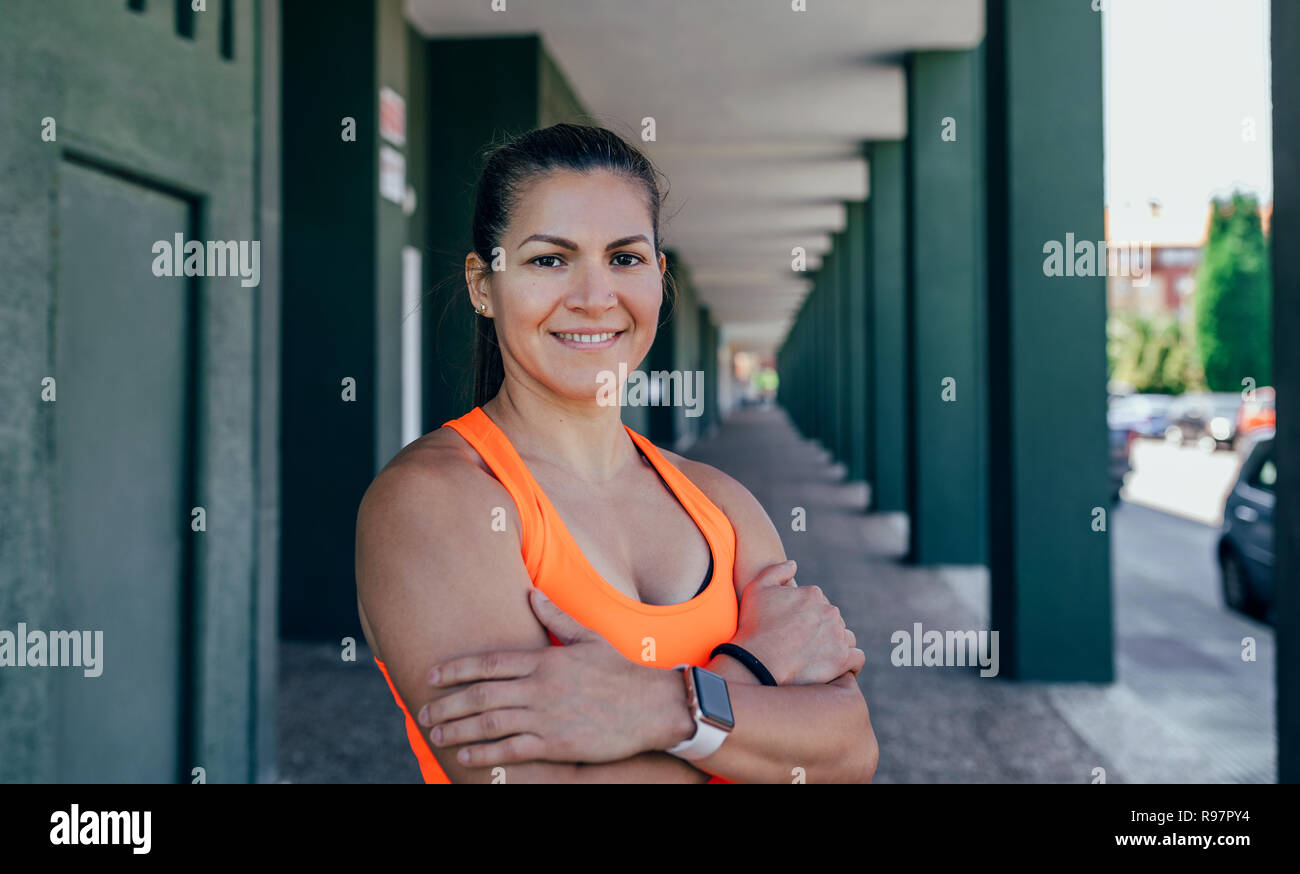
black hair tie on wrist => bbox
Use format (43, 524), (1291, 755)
(710, 643), (778, 686)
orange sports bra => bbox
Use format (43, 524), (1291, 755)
(375, 405), (740, 784)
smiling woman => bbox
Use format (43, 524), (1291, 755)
(354, 123), (876, 784)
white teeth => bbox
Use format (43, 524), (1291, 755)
(554, 331), (618, 343)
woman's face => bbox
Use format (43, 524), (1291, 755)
(469, 168), (667, 405)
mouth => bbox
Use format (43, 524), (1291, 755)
(551, 330), (625, 350)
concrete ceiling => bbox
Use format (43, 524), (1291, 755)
(406, 0), (985, 356)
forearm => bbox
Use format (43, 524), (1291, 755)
(566, 655), (757, 783)
(572, 751), (711, 784)
(458, 752), (708, 784)
(659, 671), (876, 784)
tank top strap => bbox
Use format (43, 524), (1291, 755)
(440, 406), (547, 579)
(623, 426), (737, 565)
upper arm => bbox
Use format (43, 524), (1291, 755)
(354, 453), (574, 784)
(670, 454), (788, 600)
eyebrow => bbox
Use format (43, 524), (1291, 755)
(517, 234), (651, 252)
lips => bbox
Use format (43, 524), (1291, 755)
(551, 330), (624, 349)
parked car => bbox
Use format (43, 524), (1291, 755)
(1107, 423), (1134, 502)
(1165, 392), (1242, 451)
(1237, 386), (1276, 438)
(1218, 431), (1276, 622)
(1105, 398), (1137, 502)
(1108, 393), (1174, 438)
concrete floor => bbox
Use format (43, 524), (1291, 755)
(277, 404), (1276, 783)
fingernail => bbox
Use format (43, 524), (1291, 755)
(431, 726), (442, 743)
(428, 667), (440, 684)
(417, 705), (430, 726)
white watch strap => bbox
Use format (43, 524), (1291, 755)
(667, 716), (729, 760)
(666, 665), (731, 760)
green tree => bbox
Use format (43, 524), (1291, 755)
(1108, 311), (1149, 387)
(1108, 312), (1203, 394)
(1193, 192), (1272, 391)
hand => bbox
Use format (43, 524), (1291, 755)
(415, 588), (685, 769)
(730, 560), (865, 686)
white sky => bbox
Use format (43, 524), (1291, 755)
(1103, 0), (1273, 221)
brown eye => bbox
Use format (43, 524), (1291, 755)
(612, 253), (643, 267)
(531, 255), (563, 268)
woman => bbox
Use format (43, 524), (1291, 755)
(354, 123), (878, 783)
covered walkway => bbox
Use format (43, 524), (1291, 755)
(279, 406), (1272, 783)
(5, 0), (1292, 786)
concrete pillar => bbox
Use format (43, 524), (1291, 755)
(827, 231), (846, 464)
(867, 142), (909, 513)
(1270, 0), (1299, 782)
(794, 295), (809, 433)
(844, 200), (870, 483)
(423, 36), (553, 430)
(697, 305), (717, 435)
(281, 0), (412, 642)
(812, 276), (825, 443)
(984, 0), (1112, 680)
(904, 49), (988, 564)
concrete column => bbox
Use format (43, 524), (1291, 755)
(844, 200), (870, 483)
(904, 50), (987, 563)
(827, 232), (846, 464)
(281, 0), (402, 641)
(1270, 0), (1299, 782)
(821, 267), (833, 451)
(867, 141), (908, 513)
(791, 304), (808, 432)
(984, 0), (1111, 680)
(423, 36), (548, 430)
(812, 276), (825, 443)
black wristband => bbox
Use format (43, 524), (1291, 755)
(710, 643), (778, 686)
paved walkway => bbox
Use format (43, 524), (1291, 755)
(686, 406), (1115, 782)
(277, 404), (1276, 783)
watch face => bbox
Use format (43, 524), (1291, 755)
(691, 667), (734, 730)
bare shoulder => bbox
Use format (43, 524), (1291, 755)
(656, 447), (787, 594)
(355, 426), (524, 610)
(353, 427), (547, 783)
(359, 426), (519, 534)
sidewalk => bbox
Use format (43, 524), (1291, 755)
(686, 406), (1118, 783)
(685, 406), (1274, 783)
(277, 404), (1274, 783)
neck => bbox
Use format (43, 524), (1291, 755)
(482, 380), (638, 486)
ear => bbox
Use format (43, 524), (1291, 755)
(465, 252), (490, 313)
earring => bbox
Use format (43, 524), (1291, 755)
(477, 301), (487, 314)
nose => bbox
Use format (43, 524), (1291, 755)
(566, 261), (616, 314)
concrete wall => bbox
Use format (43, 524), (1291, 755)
(0, 0), (274, 782)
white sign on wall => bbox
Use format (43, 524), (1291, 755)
(379, 145), (405, 205)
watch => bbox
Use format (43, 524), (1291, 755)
(665, 664), (735, 760)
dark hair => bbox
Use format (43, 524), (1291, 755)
(467, 123), (677, 407)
